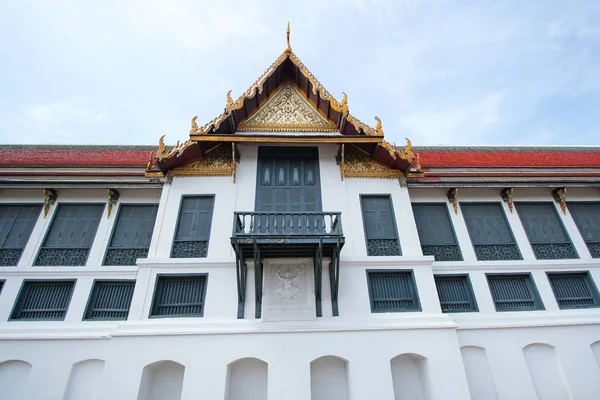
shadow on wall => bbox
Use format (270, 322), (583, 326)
(460, 346), (499, 400)
(137, 360), (185, 400)
(63, 359), (106, 400)
(310, 355), (349, 400)
(592, 341), (600, 370)
(390, 353), (431, 400)
(523, 343), (572, 400)
(225, 357), (268, 400)
(0, 360), (32, 400)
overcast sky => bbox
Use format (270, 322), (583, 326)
(1, 1), (599, 147)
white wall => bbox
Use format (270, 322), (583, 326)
(310, 356), (349, 400)
(226, 358), (268, 400)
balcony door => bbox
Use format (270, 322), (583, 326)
(255, 147), (322, 233)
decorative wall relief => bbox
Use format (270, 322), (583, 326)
(262, 258), (316, 322)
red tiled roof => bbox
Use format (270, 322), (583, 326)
(418, 151), (600, 168)
(0, 148), (151, 167)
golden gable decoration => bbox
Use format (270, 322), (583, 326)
(340, 144), (404, 180)
(237, 83), (337, 132)
(170, 144), (236, 181)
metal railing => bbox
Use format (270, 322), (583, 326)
(232, 212), (343, 238)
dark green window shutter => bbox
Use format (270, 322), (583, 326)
(361, 196), (401, 256)
(150, 274), (207, 317)
(568, 202), (600, 258)
(461, 203), (521, 260)
(35, 204), (104, 266)
(435, 275), (477, 312)
(11, 280), (75, 320)
(85, 280), (136, 320)
(487, 274), (544, 311)
(413, 203), (462, 261)
(172, 197), (214, 258)
(104, 205), (158, 265)
(547, 272), (600, 309)
(516, 202), (577, 260)
(367, 271), (420, 312)
(0, 205), (42, 266)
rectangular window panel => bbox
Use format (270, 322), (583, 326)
(461, 203), (522, 261)
(35, 204), (104, 266)
(547, 272), (600, 309)
(150, 274), (207, 317)
(104, 205), (158, 265)
(413, 203), (462, 261)
(171, 197), (214, 258)
(367, 271), (420, 312)
(0, 205), (42, 266)
(568, 202), (600, 258)
(516, 202), (578, 260)
(435, 275), (477, 312)
(84, 280), (136, 320)
(11, 280), (75, 320)
(361, 196), (402, 256)
(487, 274), (544, 311)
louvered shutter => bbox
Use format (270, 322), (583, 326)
(568, 202), (600, 258)
(487, 274), (543, 311)
(548, 272), (600, 309)
(361, 196), (401, 256)
(413, 203), (462, 261)
(435, 275), (477, 312)
(151, 275), (207, 317)
(368, 271), (420, 312)
(172, 197), (214, 258)
(516, 202), (577, 259)
(0, 205), (42, 266)
(104, 205), (157, 266)
(11, 280), (75, 320)
(85, 280), (136, 320)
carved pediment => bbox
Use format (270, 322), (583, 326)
(170, 144), (235, 179)
(341, 144), (404, 179)
(237, 83), (338, 132)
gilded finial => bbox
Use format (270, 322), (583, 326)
(226, 90), (234, 112)
(156, 135), (167, 160)
(405, 138), (413, 155)
(285, 22), (291, 53)
(341, 92), (349, 116)
(374, 116), (383, 136)
(190, 116), (198, 133)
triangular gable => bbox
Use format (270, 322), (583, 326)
(237, 83), (337, 132)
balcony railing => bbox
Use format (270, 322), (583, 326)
(232, 212), (343, 239)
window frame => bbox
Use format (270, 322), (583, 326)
(34, 202), (105, 266)
(486, 273), (544, 312)
(170, 195), (215, 258)
(434, 273), (478, 313)
(83, 279), (136, 321)
(359, 194), (402, 256)
(0, 203), (43, 266)
(546, 271), (600, 310)
(10, 279), (76, 321)
(460, 201), (522, 261)
(102, 203), (159, 266)
(412, 202), (463, 261)
(566, 201), (600, 258)
(149, 273), (209, 318)
(366, 269), (421, 313)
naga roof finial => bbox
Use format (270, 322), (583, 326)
(374, 116), (383, 136)
(285, 22), (292, 53)
(226, 90), (234, 112)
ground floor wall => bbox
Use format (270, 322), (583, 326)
(1, 323), (599, 400)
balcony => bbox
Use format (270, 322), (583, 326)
(231, 212), (345, 319)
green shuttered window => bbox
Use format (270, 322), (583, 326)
(516, 202), (577, 259)
(11, 280), (75, 320)
(435, 275), (477, 312)
(150, 274), (207, 317)
(413, 203), (462, 261)
(104, 205), (158, 265)
(367, 271), (420, 312)
(547, 272), (600, 309)
(461, 203), (521, 261)
(487, 274), (544, 311)
(361, 196), (401, 256)
(568, 202), (600, 258)
(35, 204), (104, 266)
(172, 197), (214, 258)
(84, 280), (136, 320)
(0, 205), (42, 266)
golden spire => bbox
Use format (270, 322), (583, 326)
(285, 22), (291, 53)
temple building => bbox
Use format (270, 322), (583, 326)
(1, 26), (600, 400)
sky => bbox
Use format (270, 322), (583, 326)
(1, 0), (599, 147)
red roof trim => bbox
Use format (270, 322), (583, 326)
(419, 151), (600, 168)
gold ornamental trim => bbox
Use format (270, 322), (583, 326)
(189, 135), (383, 143)
(341, 144), (404, 180)
(170, 144), (234, 179)
(237, 83), (338, 132)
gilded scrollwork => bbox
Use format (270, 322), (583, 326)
(43, 189), (58, 218)
(447, 188), (459, 214)
(170, 144), (235, 180)
(501, 187), (514, 213)
(552, 187), (567, 214)
(341, 144), (403, 179)
(107, 189), (120, 219)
